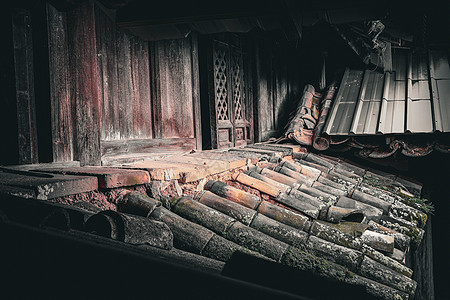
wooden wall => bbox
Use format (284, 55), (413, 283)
(252, 36), (302, 142)
(45, 2), (200, 165)
(8, 1), (302, 165)
(149, 36), (200, 142)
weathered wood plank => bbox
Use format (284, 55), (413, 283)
(130, 36), (152, 138)
(94, 3), (120, 141)
(0, 9), (19, 165)
(115, 30), (133, 139)
(273, 44), (289, 131)
(101, 137), (196, 157)
(47, 4), (73, 162)
(12, 10), (38, 164)
(150, 37), (195, 139)
(191, 32), (202, 150)
(67, 1), (101, 166)
(256, 38), (274, 141)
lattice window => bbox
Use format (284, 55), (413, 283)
(214, 47), (229, 121)
(231, 52), (244, 121)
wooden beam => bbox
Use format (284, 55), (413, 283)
(149, 40), (163, 139)
(12, 10), (39, 164)
(46, 3), (73, 162)
(67, 1), (101, 166)
(101, 137), (196, 157)
(191, 32), (202, 150)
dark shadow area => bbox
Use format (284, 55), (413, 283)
(321, 148), (450, 299)
(0, 218), (305, 300)
(222, 251), (378, 300)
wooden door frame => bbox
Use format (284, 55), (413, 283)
(201, 33), (253, 150)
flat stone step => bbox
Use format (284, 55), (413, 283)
(188, 151), (255, 168)
(246, 144), (293, 156)
(123, 160), (210, 183)
(0, 184), (36, 199)
(229, 147), (283, 157)
(35, 167), (150, 189)
(0, 170), (98, 200)
(169, 156), (230, 174)
(270, 143), (304, 153)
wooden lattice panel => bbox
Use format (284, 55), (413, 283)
(231, 52), (244, 121)
(214, 46), (229, 121)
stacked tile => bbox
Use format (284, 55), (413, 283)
(260, 151), (428, 248)
(205, 181), (412, 275)
(198, 182), (415, 299)
(116, 192), (265, 262)
(0, 193), (226, 274)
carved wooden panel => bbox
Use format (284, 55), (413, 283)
(210, 36), (252, 149)
(214, 44), (230, 122)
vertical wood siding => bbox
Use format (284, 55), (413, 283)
(47, 4), (73, 162)
(253, 36), (301, 142)
(12, 11), (39, 164)
(96, 6), (153, 142)
(150, 38), (196, 139)
(47, 2), (199, 164)
(66, 1), (101, 166)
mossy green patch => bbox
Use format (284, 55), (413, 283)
(363, 174), (434, 214)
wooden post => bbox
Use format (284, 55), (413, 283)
(67, 1), (101, 166)
(191, 32), (202, 150)
(46, 3), (73, 162)
(12, 10), (39, 164)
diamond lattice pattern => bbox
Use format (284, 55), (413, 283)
(214, 48), (229, 121)
(232, 53), (244, 120)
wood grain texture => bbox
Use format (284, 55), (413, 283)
(95, 3), (152, 141)
(47, 4), (73, 162)
(149, 37), (195, 139)
(95, 3), (120, 141)
(12, 10), (38, 164)
(116, 29), (134, 139)
(190, 32), (202, 150)
(130, 36), (152, 138)
(101, 137), (196, 157)
(67, 1), (101, 166)
(252, 35), (297, 142)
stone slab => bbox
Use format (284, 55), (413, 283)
(270, 143), (303, 153)
(36, 167), (150, 189)
(124, 160), (210, 183)
(189, 151), (255, 168)
(245, 144), (293, 156)
(0, 184), (36, 199)
(229, 147), (283, 157)
(0, 170), (98, 200)
(169, 156), (230, 174)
